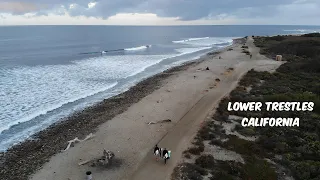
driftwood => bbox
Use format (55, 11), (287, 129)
(78, 150), (115, 167)
(78, 160), (91, 166)
(63, 133), (95, 151)
(146, 119), (172, 125)
(92, 150), (115, 167)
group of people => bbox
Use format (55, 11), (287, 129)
(153, 145), (171, 164)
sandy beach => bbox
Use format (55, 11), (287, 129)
(0, 36), (284, 180)
(26, 36), (283, 180)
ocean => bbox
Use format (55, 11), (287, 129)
(0, 25), (319, 151)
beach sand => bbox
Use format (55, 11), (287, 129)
(28, 37), (284, 180)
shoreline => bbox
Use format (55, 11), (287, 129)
(0, 38), (243, 180)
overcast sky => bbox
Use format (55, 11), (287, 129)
(0, 0), (320, 25)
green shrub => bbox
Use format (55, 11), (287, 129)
(195, 154), (215, 169)
(241, 157), (277, 180)
(187, 141), (205, 155)
(222, 135), (265, 157)
(289, 161), (320, 180)
(268, 35), (286, 41)
(301, 33), (320, 37)
(198, 125), (215, 140)
(184, 153), (191, 159)
(211, 171), (234, 180)
(210, 139), (223, 146)
(173, 163), (207, 180)
(238, 127), (257, 137)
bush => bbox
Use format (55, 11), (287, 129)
(289, 161), (320, 180)
(198, 125), (215, 140)
(187, 141), (205, 155)
(210, 139), (223, 146)
(184, 153), (191, 159)
(173, 163), (207, 180)
(195, 155), (215, 169)
(211, 171), (234, 180)
(222, 135), (265, 157)
(268, 35), (286, 41)
(242, 49), (250, 55)
(241, 157), (277, 180)
(301, 33), (320, 37)
(238, 127), (257, 137)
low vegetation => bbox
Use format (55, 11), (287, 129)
(172, 33), (320, 180)
(301, 33), (320, 37)
(242, 49), (250, 55)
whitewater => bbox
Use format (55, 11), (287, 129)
(0, 35), (235, 151)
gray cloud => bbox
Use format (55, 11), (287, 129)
(0, 0), (319, 23)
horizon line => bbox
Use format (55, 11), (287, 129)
(1, 24), (320, 27)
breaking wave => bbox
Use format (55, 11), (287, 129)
(173, 37), (209, 43)
(125, 45), (151, 51)
(283, 29), (320, 34)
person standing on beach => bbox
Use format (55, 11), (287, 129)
(162, 148), (169, 164)
(154, 144), (160, 161)
(159, 147), (163, 158)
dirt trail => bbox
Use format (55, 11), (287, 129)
(128, 37), (282, 180)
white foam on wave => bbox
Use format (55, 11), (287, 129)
(0, 37), (234, 150)
(0, 54), (175, 137)
(125, 45), (150, 51)
(283, 29), (320, 34)
(125, 46), (214, 78)
(0, 66), (118, 135)
(0, 82), (118, 150)
(173, 37), (234, 47)
(173, 37), (209, 43)
(175, 47), (212, 55)
(0, 82), (118, 134)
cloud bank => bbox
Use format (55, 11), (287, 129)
(0, 0), (319, 25)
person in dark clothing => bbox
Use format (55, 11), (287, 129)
(159, 148), (163, 157)
(162, 148), (169, 164)
(154, 144), (160, 161)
